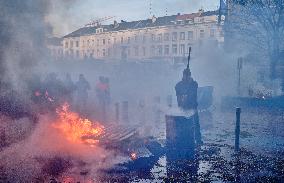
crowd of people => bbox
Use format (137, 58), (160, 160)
(29, 73), (110, 118)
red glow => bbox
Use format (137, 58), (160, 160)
(52, 103), (104, 144)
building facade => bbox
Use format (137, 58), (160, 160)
(62, 10), (224, 61)
(46, 37), (64, 61)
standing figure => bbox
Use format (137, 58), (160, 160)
(175, 48), (203, 145)
(75, 74), (90, 115)
(64, 73), (75, 104)
(95, 76), (110, 122)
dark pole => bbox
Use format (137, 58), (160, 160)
(187, 47), (191, 69)
(235, 107), (241, 152)
(238, 68), (241, 96)
(218, 0), (222, 25)
(237, 57), (242, 96)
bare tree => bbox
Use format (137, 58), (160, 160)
(226, 0), (284, 79)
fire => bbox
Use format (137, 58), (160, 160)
(45, 90), (55, 102)
(130, 152), (137, 160)
(34, 90), (41, 96)
(52, 103), (104, 144)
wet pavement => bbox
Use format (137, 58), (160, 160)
(99, 109), (284, 182)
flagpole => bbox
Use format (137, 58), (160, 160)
(218, 0), (222, 25)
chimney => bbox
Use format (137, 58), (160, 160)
(113, 20), (119, 28)
(198, 8), (204, 15)
(177, 13), (181, 16)
(151, 15), (157, 23)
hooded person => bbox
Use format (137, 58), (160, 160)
(175, 66), (203, 145)
(64, 73), (76, 104)
(75, 74), (90, 115)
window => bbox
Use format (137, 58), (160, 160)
(134, 35), (138, 42)
(92, 40), (94, 46)
(65, 42), (68, 48)
(172, 32), (177, 41)
(121, 37), (124, 44)
(97, 39), (99, 46)
(172, 44), (177, 55)
(108, 39), (111, 44)
(180, 32), (185, 40)
(164, 45), (169, 55)
(108, 48), (111, 56)
(157, 34), (162, 42)
(150, 45), (155, 56)
(114, 37), (117, 44)
(179, 44), (185, 55)
(142, 47), (146, 56)
(200, 30), (205, 38)
(134, 46), (139, 56)
(128, 48), (131, 56)
(76, 41), (79, 47)
(82, 40), (85, 47)
(113, 48), (117, 56)
(210, 29), (215, 37)
(103, 39), (106, 45)
(157, 45), (162, 56)
(103, 49), (106, 57)
(70, 41), (73, 48)
(164, 33), (169, 41)
(188, 31), (193, 40)
(177, 20), (184, 25)
(97, 49), (100, 57)
(151, 34), (155, 42)
(127, 37), (130, 44)
(142, 35), (146, 43)
(96, 28), (103, 34)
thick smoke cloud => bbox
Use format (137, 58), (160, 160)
(0, 1), (118, 182)
(0, 115), (116, 182)
(0, 0), (50, 90)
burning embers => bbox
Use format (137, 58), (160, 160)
(34, 90), (55, 102)
(52, 103), (104, 144)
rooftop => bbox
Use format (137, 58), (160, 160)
(63, 10), (218, 38)
(46, 37), (63, 46)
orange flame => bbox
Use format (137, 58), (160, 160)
(130, 152), (137, 160)
(34, 90), (41, 96)
(52, 103), (104, 144)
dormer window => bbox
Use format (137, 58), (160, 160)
(152, 15), (157, 23)
(96, 28), (103, 34)
(177, 20), (184, 25)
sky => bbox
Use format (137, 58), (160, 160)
(47, 0), (220, 37)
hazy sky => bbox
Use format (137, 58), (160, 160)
(48, 0), (220, 36)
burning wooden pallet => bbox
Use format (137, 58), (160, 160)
(82, 123), (139, 145)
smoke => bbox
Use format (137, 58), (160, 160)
(0, 0), (50, 91)
(0, 0), (269, 181)
(0, 114), (117, 182)
(0, 1), (118, 181)
(45, 0), (81, 37)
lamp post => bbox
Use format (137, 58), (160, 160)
(237, 57), (243, 96)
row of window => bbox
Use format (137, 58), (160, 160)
(64, 29), (217, 49)
(66, 44), (194, 58)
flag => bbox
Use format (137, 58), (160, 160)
(220, 0), (228, 15)
(218, 0), (227, 24)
